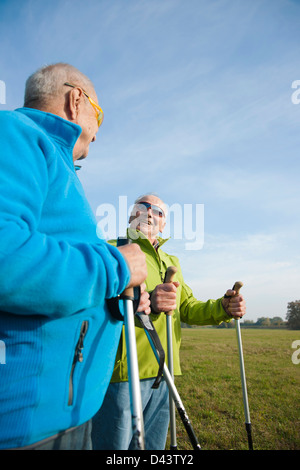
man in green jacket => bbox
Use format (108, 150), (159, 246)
(92, 194), (246, 450)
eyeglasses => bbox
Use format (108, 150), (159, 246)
(64, 82), (104, 127)
(136, 201), (165, 218)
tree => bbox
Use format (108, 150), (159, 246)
(256, 317), (271, 327)
(270, 317), (284, 327)
(286, 301), (300, 330)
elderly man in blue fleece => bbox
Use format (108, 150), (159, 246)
(0, 63), (149, 450)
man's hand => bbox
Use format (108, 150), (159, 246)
(150, 282), (180, 313)
(137, 283), (151, 315)
(222, 289), (246, 319)
(118, 244), (147, 288)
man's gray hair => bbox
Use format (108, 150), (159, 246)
(132, 193), (168, 216)
(134, 193), (162, 204)
(24, 63), (95, 107)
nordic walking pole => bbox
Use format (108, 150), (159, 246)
(232, 281), (253, 450)
(162, 357), (201, 450)
(117, 238), (145, 450)
(164, 266), (178, 450)
(135, 312), (201, 450)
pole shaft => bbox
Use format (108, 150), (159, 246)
(124, 299), (145, 450)
(144, 327), (201, 450)
(235, 318), (253, 450)
(162, 363), (201, 450)
(235, 318), (251, 424)
(232, 281), (253, 450)
(164, 266), (178, 449)
(116, 237), (145, 450)
(167, 315), (177, 449)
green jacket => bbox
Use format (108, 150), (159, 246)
(110, 229), (231, 382)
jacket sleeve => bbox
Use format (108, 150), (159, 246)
(0, 113), (130, 318)
(168, 257), (231, 326)
(179, 282), (231, 325)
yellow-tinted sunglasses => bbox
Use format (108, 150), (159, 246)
(64, 82), (104, 127)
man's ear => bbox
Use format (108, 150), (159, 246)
(67, 88), (84, 121)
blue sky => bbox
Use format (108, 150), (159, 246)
(0, 0), (299, 321)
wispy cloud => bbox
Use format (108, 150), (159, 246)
(1, 0), (300, 321)
(170, 229), (300, 320)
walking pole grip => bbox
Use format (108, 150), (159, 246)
(232, 281), (243, 295)
(123, 285), (134, 298)
(164, 266), (178, 283)
(164, 266), (178, 315)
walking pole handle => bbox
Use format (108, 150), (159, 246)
(232, 281), (243, 296)
(123, 285), (134, 298)
(164, 266), (178, 316)
(164, 266), (178, 283)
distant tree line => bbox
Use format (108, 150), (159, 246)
(181, 300), (300, 330)
(215, 316), (287, 329)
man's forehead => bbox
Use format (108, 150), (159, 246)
(134, 196), (167, 217)
(136, 196), (164, 207)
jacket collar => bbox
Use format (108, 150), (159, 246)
(15, 107), (82, 150)
(127, 228), (170, 250)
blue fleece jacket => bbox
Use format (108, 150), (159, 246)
(0, 108), (130, 449)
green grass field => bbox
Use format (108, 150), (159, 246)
(166, 328), (300, 450)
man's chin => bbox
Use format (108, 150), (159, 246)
(138, 223), (157, 238)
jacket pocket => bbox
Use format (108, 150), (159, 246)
(68, 320), (89, 406)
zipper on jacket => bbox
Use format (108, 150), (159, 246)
(68, 320), (89, 406)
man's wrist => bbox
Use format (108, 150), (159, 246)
(221, 297), (233, 318)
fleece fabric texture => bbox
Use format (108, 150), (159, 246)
(0, 108), (130, 449)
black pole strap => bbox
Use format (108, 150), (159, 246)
(135, 313), (165, 389)
(107, 296), (165, 389)
(107, 286), (141, 321)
